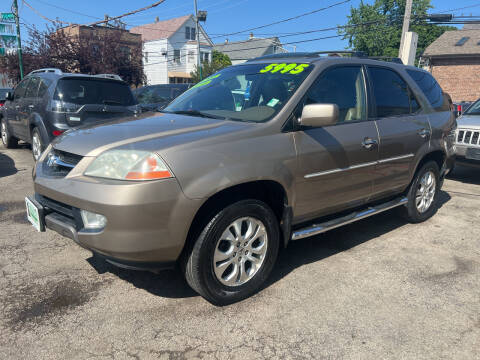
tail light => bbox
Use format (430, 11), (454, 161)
(52, 130), (64, 136)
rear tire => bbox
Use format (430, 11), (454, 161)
(31, 128), (44, 161)
(401, 161), (440, 223)
(1, 118), (18, 149)
(183, 199), (280, 306)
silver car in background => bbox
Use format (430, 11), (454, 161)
(455, 98), (480, 166)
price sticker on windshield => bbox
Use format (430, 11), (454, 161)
(259, 63), (309, 75)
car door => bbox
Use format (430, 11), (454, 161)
(6, 78), (30, 139)
(22, 76), (41, 139)
(293, 65), (379, 222)
(366, 66), (430, 198)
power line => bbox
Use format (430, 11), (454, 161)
(88, 1), (168, 26)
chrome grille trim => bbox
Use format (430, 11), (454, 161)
(456, 129), (480, 146)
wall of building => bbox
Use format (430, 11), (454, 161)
(143, 39), (169, 84)
(430, 57), (480, 102)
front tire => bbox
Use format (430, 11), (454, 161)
(184, 199), (280, 306)
(402, 161), (440, 223)
(31, 128), (44, 161)
(1, 118), (18, 148)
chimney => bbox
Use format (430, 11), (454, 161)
(155, 16), (159, 23)
(249, 32), (254, 40)
(225, 38), (228, 44)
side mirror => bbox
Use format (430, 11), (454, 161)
(300, 104), (338, 127)
(5, 92), (14, 101)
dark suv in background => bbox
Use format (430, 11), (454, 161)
(0, 68), (138, 160)
(133, 83), (191, 112)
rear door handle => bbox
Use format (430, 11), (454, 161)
(28, 104), (34, 109)
(418, 128), (431, 138)
(362, 137), (378, 150)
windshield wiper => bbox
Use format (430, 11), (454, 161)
(161, 110), (225, 119)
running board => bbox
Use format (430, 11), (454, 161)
(291, 197), (408, 241)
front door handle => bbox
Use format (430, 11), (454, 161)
(28, 104), (34, 109)
(362, 137), (378, 150)
(418, 128), (431, 138)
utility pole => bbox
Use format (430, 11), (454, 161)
(13, 0), (24, 79)
(398, 0), (413, 60)
(193, 0), (202, 80)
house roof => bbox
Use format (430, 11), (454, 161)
(423, 29), (480, 57)
(130, 15), (191, 41)
(213, 37), (286, 61)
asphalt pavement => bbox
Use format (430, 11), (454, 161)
(0, 145), (479, 360)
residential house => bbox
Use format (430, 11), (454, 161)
(213, 34), (288, 65)
(131, 15), (213, 84)
(422, 25), (480, 102)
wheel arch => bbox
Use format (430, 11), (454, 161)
(180, 180), (291, 263)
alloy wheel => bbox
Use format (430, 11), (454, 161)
(1, 121), (7, 145)
(213, 217), (268, 287)
(32, 132), (42, 161)
(415, 170), (436, 213)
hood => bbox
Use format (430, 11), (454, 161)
(52, 112), (250, 157)
(457, 115), (480, 130)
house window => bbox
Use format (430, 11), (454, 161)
(119, 46), (131, 60)
(185, 26), (196, 40)
(173, 49), (181, 63)
(92, 44), (99, 55)
(201, 52), (209, 63)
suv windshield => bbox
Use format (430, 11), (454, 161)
(53, 78), (135, 106)
(464, 100), (480, 115)
(164, 62), (313, 122)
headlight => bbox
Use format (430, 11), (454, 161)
(84, 150), (173, 181)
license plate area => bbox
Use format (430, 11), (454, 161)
(466, 147), (480, 160)
(25, 196), (45, 232)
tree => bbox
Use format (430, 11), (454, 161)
(190, 50), (232, 83)
(0, 25), (145, 86)
(339, 0), (456, 59)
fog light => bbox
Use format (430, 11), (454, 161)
(80, 210), (107, 230)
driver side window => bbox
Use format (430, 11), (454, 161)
(13, 79), (30, 101)
(304, 66), (367, 123)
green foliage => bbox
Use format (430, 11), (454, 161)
(339, 0), (456, 59)
(190, 50), (232, 83)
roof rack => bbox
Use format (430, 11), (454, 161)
(248, 50), (367, 62)
(27, 68), (63, 76)
(249, 51), (408, 65)
(94, 74), (123, 81)
(368, 56), (404, 64)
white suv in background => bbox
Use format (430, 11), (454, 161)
(455, 98), (480, 167)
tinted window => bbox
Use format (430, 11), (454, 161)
(13, 79), (30, 100)
(53, 78), (135, 106)
(135, 85), (189, 104)
(406, 70), (449, 112)
(464, 99), (480, 115)
(25, 77), (41, 98)
(37, 78), (51, 98)
(305, 66), (366, 122)
(369, 67), (419, 117)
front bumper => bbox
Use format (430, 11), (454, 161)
(33, 164), (202, 265)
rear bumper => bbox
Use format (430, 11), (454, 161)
(33, 165), (202, 265)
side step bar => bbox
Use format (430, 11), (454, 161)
(291, 197), (408, 241)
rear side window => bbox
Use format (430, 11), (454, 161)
(53, 78), (135, 106)
(406, 70), (450, 112)
(37, 78), (51, 98)
(25, 77), (41, 98)
(369, 67), (420, 118)
(13, 79), (30, 100)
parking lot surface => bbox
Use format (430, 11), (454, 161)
(0, 146), (479, 360)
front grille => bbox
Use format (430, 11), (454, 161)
(42, 149), (83, 177)
(457, 129), (480, 146)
